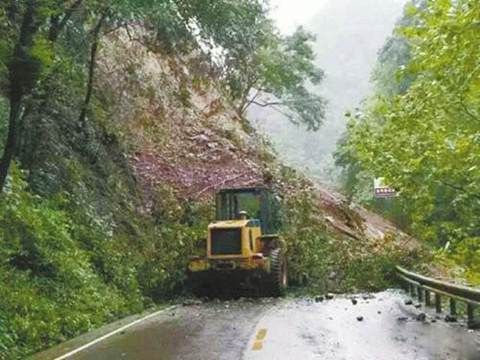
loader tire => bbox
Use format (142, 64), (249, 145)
(268, 248), (287, 297)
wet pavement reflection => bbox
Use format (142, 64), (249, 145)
(42, 290), (479, 360)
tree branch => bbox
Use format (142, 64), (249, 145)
(78, 9), (108, 132)
(438, 180), (480, 201)
(250, 100), (284, 108)
(48, 0), (83, 42)
(239, 89), (260, 114)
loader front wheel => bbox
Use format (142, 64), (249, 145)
(268, 248), (287, 297)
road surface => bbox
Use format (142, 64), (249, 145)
(38, 290), (479, 360)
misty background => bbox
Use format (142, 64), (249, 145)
(249, 0), (406, 185)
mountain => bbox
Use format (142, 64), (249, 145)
(249, 0), (406, 184)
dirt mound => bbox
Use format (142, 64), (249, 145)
(98, 29), (266, 206)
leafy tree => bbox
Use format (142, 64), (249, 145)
(0, 0), (95, 191)
(371, 0), (426, 97)
(0, 0), (46, 191)
(179, 1), (326, 130)
(241, 27), (326, 131)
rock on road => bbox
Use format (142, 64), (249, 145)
(40, 290), (479, 360)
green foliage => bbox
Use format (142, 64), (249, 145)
(0, 165), (138, 358)
(139, 185), (212, 299)
(278, 168), (418, 293)
(0, 166), (212, 358)
(282, 186), (330, 289)
(244, 26), (326, 130)
(435, 240), (480, 285)
(0, 309), (15, 360)
(342, 253), (405, 292)
(180, 1), (325, 129)
(336, 0), (480, 282)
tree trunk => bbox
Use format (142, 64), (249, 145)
(48, 0), (84, 42)
(0, 0), (39, 192)
(78, 11), (107, 133)
(0, 100), (21, 189)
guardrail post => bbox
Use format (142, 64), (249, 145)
(396, 266), (480, 326)
(417, 286), (423, 302)
(449, 299), (457, 317)
(467, 303), (476, 329)
(435, 293), (442, 313)
(425, 290), (431, 306)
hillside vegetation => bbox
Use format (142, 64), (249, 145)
(0, 1), (421, 358)
(336, 0), (480, 285)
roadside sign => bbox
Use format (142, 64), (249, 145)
(374, 178), (396, 198)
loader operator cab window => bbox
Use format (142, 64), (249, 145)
(235, 193), (261, 220)
(215, 188), (282, 241)
(218, 191), (261, 221)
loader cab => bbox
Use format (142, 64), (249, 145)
(214, 187), (281, 234)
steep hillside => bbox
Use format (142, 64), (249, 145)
(98, 29), (267, 203)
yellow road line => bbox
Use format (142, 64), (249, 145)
(252, 328), (268, 351)
(256, 328), (268, 341)
(252, 341), (263, 351)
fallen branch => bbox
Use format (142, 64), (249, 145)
(325, 217), (362, 241)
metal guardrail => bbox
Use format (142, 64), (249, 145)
(396, 266), (480, 329)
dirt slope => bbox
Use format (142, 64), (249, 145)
(98, 28), (267, 210)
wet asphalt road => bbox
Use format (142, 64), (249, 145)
(61, 290), (479, 360)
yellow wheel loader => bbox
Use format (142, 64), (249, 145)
(187, 187), (287, 297)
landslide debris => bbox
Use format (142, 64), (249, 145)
(97, 28), (425, 294)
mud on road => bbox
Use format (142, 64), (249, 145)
(245, 291), (480, 360)
(38, 290), (479, 360)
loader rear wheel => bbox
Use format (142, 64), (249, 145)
(268, 248), (287, 297)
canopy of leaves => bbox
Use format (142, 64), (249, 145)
(251, 27), (326, 130)
(177, 1), (325, 130)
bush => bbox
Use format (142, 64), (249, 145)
(138, 189), (212, 300)
(278, 168), (421, 294)
(0, 166), (140, 358)
(341, 254), (399, 292)
(282, 188), (330, 290)
(0, 167), (212, 358)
